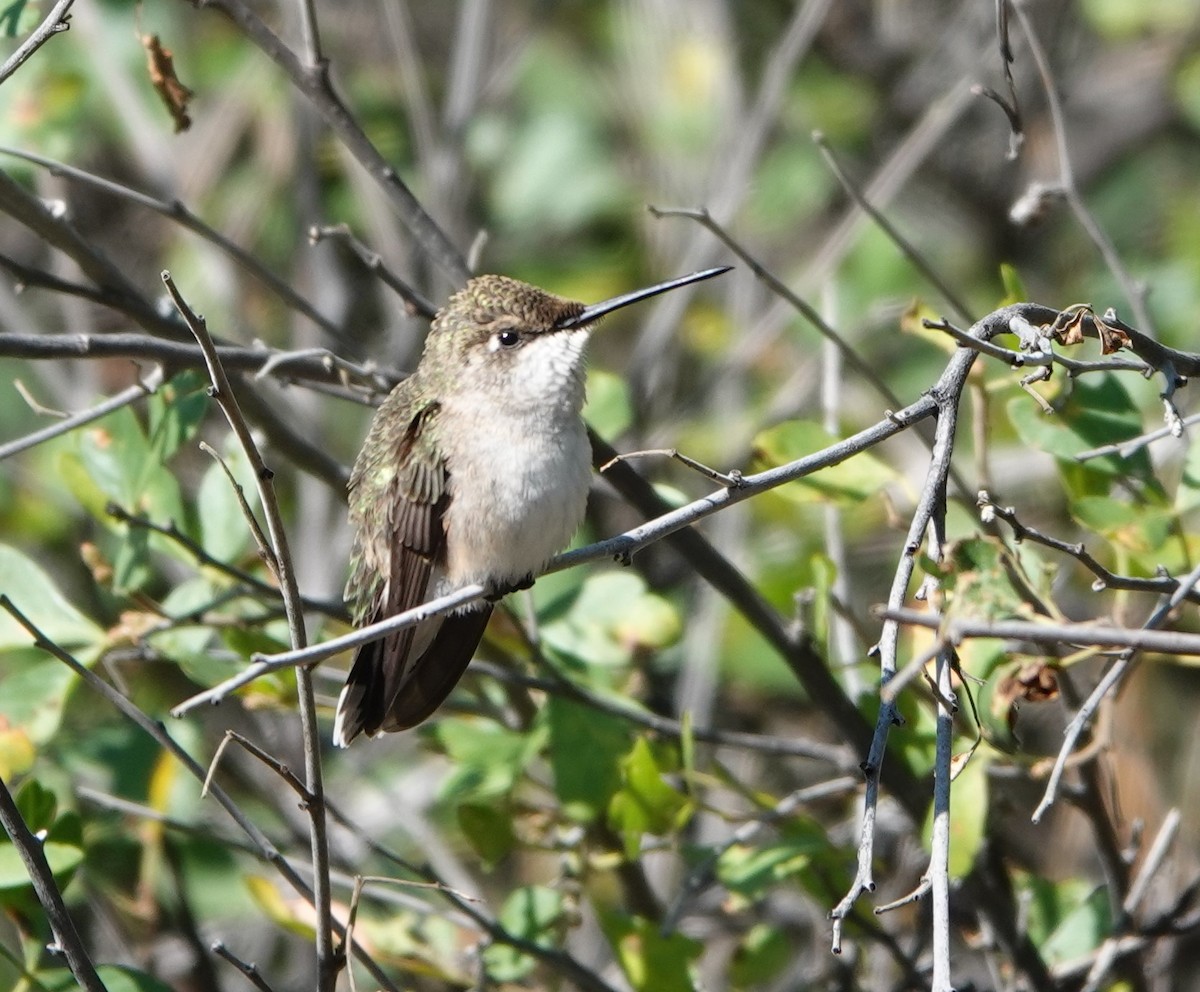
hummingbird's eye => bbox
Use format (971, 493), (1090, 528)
(496, 329), (522, 349)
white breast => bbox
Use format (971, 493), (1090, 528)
(439, 400), (592, 592)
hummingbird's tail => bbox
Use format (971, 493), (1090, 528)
(332, 606), (494, 746)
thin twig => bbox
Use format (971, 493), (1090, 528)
(309, 224), (436, 318)
(875, 876), (932, 915)
(0, 145), (343, 340)
(0, 366), (162, 461)
(1082, 809), (1183, 992)
(930, 644), (957, 992)
(598, 447), (745, 489)
(0, 0), (73, 85)
(0, 599), (400, 992)
(211, 941), (278, 992)
(662, 775), (861, 932)
(161, 272), (336, 992)
(880, 607), (1200, 658)
(0, 169), (180, 338)
(1076, 410), (1200, 461)
(972, 0), (1024, 159)
(202, 730), (312, 802)
(813, 131), (974, 324)
(648, 205), (905, 412)
(979, 493), (1200, 606)
(1031, 558), (1200, 822)
(0, 329), (397, 391)
(0, 772), (106, 992)
(13, 379), (66, 417)
(1011, 1), (1153, 334)
(469, 659), (856, 765)
(196, 442), (277, 574)
(184, 0), (471, 285)
(105, 501), (348, 619)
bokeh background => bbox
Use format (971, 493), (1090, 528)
(3, 1), (1200, 989)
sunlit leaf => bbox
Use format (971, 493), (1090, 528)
(433, 719), (547, 803)
(197, 437), (261, 562)
(1005, 374), (1159, 490)
(599, 909), (701, 992)
(547, 696), (631, 822)
(608, 738), (691, 858)
(753, 420), (898, 505)
(245, 875), (314, 939)
(543, 571), (681, 668)
(0, 544), (102, 650)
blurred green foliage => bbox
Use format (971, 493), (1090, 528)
(2, 0), (1200, 989)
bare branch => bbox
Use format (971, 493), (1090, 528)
(211, 941), (279, 992)
(0, 0), (73, 85)
(0, 365), (162, 461)
(182, 0), (471, 285)
(161, 271), (336, 992)
(0, 146), (344, 340)
(0, 772), (106, 992)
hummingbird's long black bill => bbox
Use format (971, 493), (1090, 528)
(555, 265), (732, 330)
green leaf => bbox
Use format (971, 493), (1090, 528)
(0, 781), (84, 902)
(149, 578), (231, 687)
(922, 537), (1032, 621)
(729, 924), (792, 987)
(0, 654), (78, 744)
(0, 544), (103, 651)
(457, 802), (516, 868)
(546, 696), (631, 822)
(999, 263), (1028, 305)
(583, 369), (633, 439)
(481, 886), (563, 982)
(14, 778), (56, 833)
(486, 108), (628, 232)
(1176, 436), (1200, 514)
(608, 738), (692, 858)
(0, 840), (84, 897)
(598, 909), (701, 992)
(146, 371), (209, 465)
(753, 420), (898, 505)
(716, 820), (826, 906)
(245, 875), (314, 939)
(39, 965), (175, 992)
(433, 720), (547, 803)
(197, 438), (261, 562)
(1005, 374), (1158, 489)
(1026, 880), (1112, 967)
(542, 572), (681, 668)
(1071, 496), (1175, 565)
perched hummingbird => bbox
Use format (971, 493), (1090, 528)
(333, 266), (730, 746)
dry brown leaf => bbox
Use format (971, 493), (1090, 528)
(142, 33), (193, 133)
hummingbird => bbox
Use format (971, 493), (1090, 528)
(333, 265), (730, 746)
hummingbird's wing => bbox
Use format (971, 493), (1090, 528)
(334, 400), (493, 745)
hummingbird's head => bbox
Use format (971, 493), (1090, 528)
(424, 266), (733, 405)
(427, 275), (593, 406)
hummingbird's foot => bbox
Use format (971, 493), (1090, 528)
(484, 573), (536, 603)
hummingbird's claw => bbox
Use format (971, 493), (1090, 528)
(484, 573), (536, 602)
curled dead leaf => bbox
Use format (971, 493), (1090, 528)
(142, 33), (193, 133)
